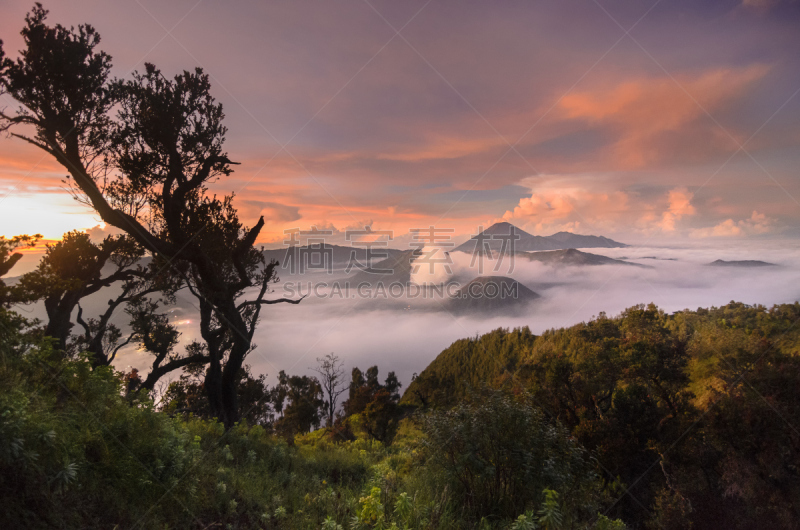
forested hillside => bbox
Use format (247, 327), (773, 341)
(404, 302), (800, 528)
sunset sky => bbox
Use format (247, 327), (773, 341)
(1, 0), (799, 249)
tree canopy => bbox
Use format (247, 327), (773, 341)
(403, 302), (800, 528)
(0, 5), (303, 427)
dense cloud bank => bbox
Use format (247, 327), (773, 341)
(191, 240), (800, 387)
(17, 240), (799, 390)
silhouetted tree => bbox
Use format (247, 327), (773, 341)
(312, 353), (348, 428)
(15, 231), (145, 353)
(0, 234), (40, 306)
(162, 362), (273, 426)
(0, 6), (303, 428)
(12, 230), (214, 393)
(271, 370), (324, 438)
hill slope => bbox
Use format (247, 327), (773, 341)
(402, 302), (800, 528)
(523, 248), (648, 267)
(403, 326), (535, 407)
(263, 244), (405, 273)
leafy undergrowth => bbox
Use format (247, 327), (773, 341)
(0, 309), (620, 529)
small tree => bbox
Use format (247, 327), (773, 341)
(15, 231), (147, 354)
(271, 370), (324, 438)
(312, 353), (348, 428)
(161, 362), (274, 426)
(11, 230), (206, 393)
(342, 366), (403, 442)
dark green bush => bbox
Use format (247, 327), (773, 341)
(418, 386), (603, 524)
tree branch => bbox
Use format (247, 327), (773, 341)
(230, 215), (265, 291)
(0, 253), (23, 277)
(48, 137), (179, 259)
(75, 304), (91, 337)
(184, 154), (239, 192)
(139, 353), (210, 392)
(108, 332), (134, 364)
(238, 295), (306, 310)
(10, 133), (55, 155)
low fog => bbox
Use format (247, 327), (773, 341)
(13, 240), (800, 392)
(242, 240), (800, 387)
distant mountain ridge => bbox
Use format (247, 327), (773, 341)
(453, 222), (627, 253)
(347, 249), (422, 285)
(523, 248), (649, 268)
(263, 244), (405, 273)
(707, 259), (776, 268)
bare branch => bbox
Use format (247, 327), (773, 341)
(108, 332), (133, 364)
(238, 294), (306, 310)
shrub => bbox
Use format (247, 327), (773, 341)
(418, 387), (602, 523)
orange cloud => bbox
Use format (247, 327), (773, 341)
(236, 199), (302, 224)
(659, 187), (696, 232)
(559, 65), (770, 169)
(500, 181), (713, 237)
(374, 135), (503, 162)
(501, 180), (630, 234)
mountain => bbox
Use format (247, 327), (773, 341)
(263, 244), (405, 274)
(523, 248), (649, 267)
(347, 249), (421, 285)
(448, 276), (540, 315)
(707, 259), (776, 268)
(453, 222), (627, 253)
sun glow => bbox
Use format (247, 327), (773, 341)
(0, 194), (101, 240)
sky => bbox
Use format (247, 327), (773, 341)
(1, 0), (799, 250)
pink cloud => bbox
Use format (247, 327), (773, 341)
(659, 187), (696, 232)
(690, 211), (775, 238)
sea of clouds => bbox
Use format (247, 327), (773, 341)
(174, 240), (800, 389)
(12, 240), (800, 392)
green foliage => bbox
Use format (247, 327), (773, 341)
(343, 366), (404, 443)
(0, 308), (364, 528)
(537, 489), (563, 529)
(402, 327), (534, 408)
(594, 513), (627, 530)
(509, 512), (538, 530)
(272, 370), (325, 438)
(2, 300), (799, 528)
(418, 387), (602, 523)
(0, 309), (199, 527)
(404, 302), (800, 528)
(357, 486), (385, 525)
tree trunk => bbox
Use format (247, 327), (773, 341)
(205, 357), (226, 425)
(218, 332), (249, 429)
(43, 297), (75, 352)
